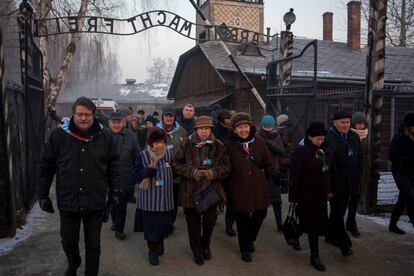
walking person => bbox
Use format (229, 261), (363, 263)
(108, 111), (140, 240)
(325, 111), (362, 257)
(172, 116), (231, 265)
(37, 97), (122, 276)
(214, 110), (236, 236)
(388, 112), (414, 234)
(224, 113), (279, 262)
(133, 128), (174, 266)
(258, 115), (284, 231)
(289, 122), (337, 271)
(156, 108), (187, 234)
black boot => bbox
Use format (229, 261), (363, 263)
(273, 203), (283, 231)
(193, 255), (204, 265)
(309, 235), (326, 271)
(64, 267), (77, 276)
(346, 220), (360, 237)
(203, 248), (212, 260)
(225, 224), (236, 237)
(389, 224), (405, 235)
(157, 240), (165, 256)
(148, 251), (159, 266)
(241, 252), (252, 262)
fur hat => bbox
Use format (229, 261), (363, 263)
(333, 111), (351, 120)
(194, 116), (214, 128)
(404, 112), (414, 128)
(217, 110), (231, 123)
(230, 112), (252, 129)
(352, 112), (367, 125)
(261, 115), (276, 128)
(147, 128), (167, 146)
(276, 114), (289, 126)
(306, 121), (327, 137)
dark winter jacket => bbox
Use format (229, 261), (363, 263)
(389, 127), (414, 175)
(257, 129), (284, 204)
(325, 127), (363, 198)
(224, 126), (279, 213)
(37, 118), (122, 212)
(289, 138), (338, 235)
(110, 127), (140, 193)
(172, 133), (231, 208)
(178, 115), (195, 136)
(214, 123), (231, 143)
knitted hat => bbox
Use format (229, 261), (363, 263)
(147, 128), (167, 146)
(144, 115), (158, 126)
(352, 112), (367, 125)
(260, 115), (276, 128)
(404, 112), (414, 127)
(333, 111), (351, 120)
(194, 116), (214, 128)
(276, 114), (289, 126)
(230, 112), (252, 129)
(163, 108), (175, 116)
(306, 121), (327, 137)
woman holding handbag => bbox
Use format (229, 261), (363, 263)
(289, 122), (337, 271)
(132, 128), (174, 266)
(224, 112), (279, 262)
(172, 116), (231, 265)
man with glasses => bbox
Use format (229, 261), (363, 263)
(37, 97), (122, 276)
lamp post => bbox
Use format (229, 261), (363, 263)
(283, 8), (296, 31)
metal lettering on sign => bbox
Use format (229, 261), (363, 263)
(33, 10), (275, 45)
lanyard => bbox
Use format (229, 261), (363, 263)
(332, 128), (354, 157)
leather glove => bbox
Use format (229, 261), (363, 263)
(192, 169), (204, 181)
(201, 169), (214, 181)
(39, 196), (55, 213)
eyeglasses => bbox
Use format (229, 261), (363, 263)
(74, 112), (93, 118)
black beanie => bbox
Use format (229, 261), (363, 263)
(306, 121), (327, 137)
(144, 115), (158, 126)
(404, 112), (414, 128)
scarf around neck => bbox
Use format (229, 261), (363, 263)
(351, 128), (368, 141)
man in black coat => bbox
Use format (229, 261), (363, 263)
(388, 112), (414, 234)
(325, 111), (362, 257)
(37, 97), (122, 276)
(178, 104), (196, 136)
(108, 111), (140, 240)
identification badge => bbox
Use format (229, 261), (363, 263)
(165, 162), (171, 167)
(348, 149), (354, 157)
(203, 159), (212, 166)
(322, 165), (330, 172)
(167, 145), (174, 150)
(155, 179), (165, 186)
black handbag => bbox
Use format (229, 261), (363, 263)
(282, 204), (300, 246)
(192, 185), (222, 215)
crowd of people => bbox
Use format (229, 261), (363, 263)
(36, 97), (414, 275)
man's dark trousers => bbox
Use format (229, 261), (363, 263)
(60, 210), (103, 276)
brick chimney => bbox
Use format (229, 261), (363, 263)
(347, 1), (361, 50)
(323, 12), (333, 41)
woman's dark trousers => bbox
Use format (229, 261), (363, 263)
(184, 208), (217, 257)
(234, 209), (267, 253)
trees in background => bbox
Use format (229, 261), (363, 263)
(146, 57), (177, 85)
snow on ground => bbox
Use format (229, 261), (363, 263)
(360, 214), (414, 234)
(0, 202), (49, 256)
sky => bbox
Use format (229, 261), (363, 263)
(117, 0), (352, 83)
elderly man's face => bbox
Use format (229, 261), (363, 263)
(109, 119), (124, 134)
(183, 106), (195, 119)
(163, 114), (175, 126)
(73, 105), (94, 131)
(334, 118), (351, 134)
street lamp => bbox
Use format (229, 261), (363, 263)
(283, 8), (296, 31)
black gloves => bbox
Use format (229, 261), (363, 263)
(38, 196), (55, 213)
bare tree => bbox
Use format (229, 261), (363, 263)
(165, 57), (177, 85)
(339, 0), (414, 47)
(146, 57), (167, 85)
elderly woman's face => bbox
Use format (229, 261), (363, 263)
(234, 123), (251, 139)
(355, 122), (366, 130)
(309, 135), (325, 147)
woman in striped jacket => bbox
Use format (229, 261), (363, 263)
(133, 128), (174, 266)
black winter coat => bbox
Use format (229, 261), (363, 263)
(178, 116), (195, 136)
(37, 118), (122, 212)
(214, 123), (230, 143)
(111, 128), (140, 193)
(257, 129), (284, 204)
(325, 128), (362, 198)
(389, 128), (414, 175)
(289, 138), (338, 235)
